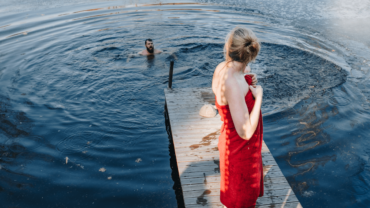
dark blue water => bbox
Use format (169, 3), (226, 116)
(1, 0), (370, 207)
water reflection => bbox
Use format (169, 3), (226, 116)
(0, 95), (32, 138)
(287, 98), (338, 176)
(146, 54), (155, 61)
(0, 95), (38, 193)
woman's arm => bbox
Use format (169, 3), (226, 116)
(225, 78), (263, 140)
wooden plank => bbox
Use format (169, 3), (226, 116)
(176, 159), (277, 169)
(184, 193), (299, 206)
(174, 146), (270, 154)
(175, 152), (276, 163)
(257, 201), (303, 208)
(165, 97), (216, 102)
(168, 114), (220, 119)
(175, 153), (275, 164)
(174, 150), (274, 161)
(173, 143), (270, 153)
(164, 88), (302, 208)
(184, 200), (302, 208)
(179, 165), (284, 179)
(171, 132), (221, 138)
(185, 201), (302, 208)
(171, 126), (221, 132)
(180, 175), (289, 186)
(183, 187), (294, 198)
(186, 204), (223, 208)
(171, 127), (221, 134)
(181, 180), (294, 193)
(169, 117), (221, 123)
(181, 147), (269, 154)
(170, 121), (222, 127)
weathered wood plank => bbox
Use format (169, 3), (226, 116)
(172, 136), (271, 146)
(186, 204), (223, 208)
(257, 201), (303, 208)
(183, 187), (294, 198)
(166, 98), (216, 104)
(179, 165), (284, 179)
(178, 164), (283, 177)
(184, 201), (302, 208)
(176, 146), (270, 154)
(171, 131), (221, 138)
(171, 127), (221, 133)
(175, 145), (272, 154)
(185, 201), (302, 208)
(173, 143), (270, 153)
(171, 127), (221, 134)
(181, 180), (294, 193)
(170, 119), (222, 125)
(176, 150), (276, 166)
(175, 153), (275, 164)
(184, 193), (299, 206)
(180, 175), (289, 186)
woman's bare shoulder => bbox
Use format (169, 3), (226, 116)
(216, 61), (227, 71)
(212, 62), (226, 93)
(213, 62), (227, 78)
(213, 62), (232, 93)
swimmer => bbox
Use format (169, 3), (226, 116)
(139, 39), (162, 55)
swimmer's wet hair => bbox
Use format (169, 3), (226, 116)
(224, 27), (260, 66)
(145, 39), (153, 44)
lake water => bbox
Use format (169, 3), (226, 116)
(1, 0), (370, 207)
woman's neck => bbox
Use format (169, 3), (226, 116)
(227, 61), (247, 74)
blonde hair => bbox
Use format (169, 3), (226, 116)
(224, 27), (260, 67)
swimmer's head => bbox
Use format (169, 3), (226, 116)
(224, 27), (260, 66)
(145, 39), (154, 53)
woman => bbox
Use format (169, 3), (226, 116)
(212, 27), (263, 208)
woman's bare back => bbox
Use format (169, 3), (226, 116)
(212, 61), (250, 106)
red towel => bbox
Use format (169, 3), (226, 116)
(215, 74), (264, 208)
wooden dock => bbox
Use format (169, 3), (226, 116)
(164, 87), (302, 208)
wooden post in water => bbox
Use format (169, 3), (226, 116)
(168, 61), (174, 89)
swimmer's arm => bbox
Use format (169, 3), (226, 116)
(156, 50), (178, 60)
(127, 53), (139, 62)
(225, 77), (261, 140)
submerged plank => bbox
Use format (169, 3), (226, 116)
(165, 88), (302, 208)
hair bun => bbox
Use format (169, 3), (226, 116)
(248, 42), (258, 52)
(251, 42), (257, 49)
(244, 41), (252, 47)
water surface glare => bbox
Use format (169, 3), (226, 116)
(1, 0), (370, 207)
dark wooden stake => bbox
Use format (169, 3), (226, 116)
(168, 61), (174, 89)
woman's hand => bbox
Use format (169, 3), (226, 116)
(249, 85), (263, 99)
(249, 73), (258, 86)
(244, 65), (257, 86)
